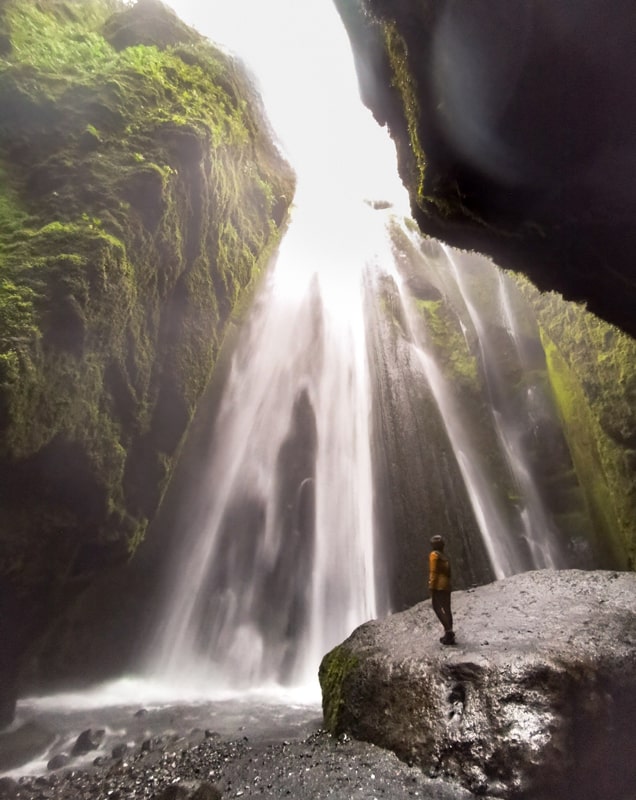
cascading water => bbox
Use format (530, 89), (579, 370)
(370, 238), (526, 580)
(5, 1), (619, 783)
(147, 200), (391, 691)
(372, 223), (599, 589)
(137, 0), (414, 696)
(142, 0), (601, 692)
(443, 246), (571, 569)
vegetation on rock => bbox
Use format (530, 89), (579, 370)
(516, 280), (636, 568)
(376, 219), (633, 584)
(0, 0), (294, 721)
(319, 644), (360, 736)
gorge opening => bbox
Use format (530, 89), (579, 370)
(4, 3), (623, 765)
(138, 0), (609, 696)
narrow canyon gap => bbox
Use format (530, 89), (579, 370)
(141, 0), (613, 694)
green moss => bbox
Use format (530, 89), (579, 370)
(383, 23), (427, 201)
(415, 298), (479, 386)
(0, 0), (295, 649)
(542, 335), (621, 548)
(318, 644), (359, 735)
(0, 278), (38, 349)
(517, 281), (636, 568)
(4, 2), (115, 77)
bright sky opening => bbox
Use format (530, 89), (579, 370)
(163, 0), (409, 211)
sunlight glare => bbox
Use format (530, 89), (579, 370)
(163, 0), (408, 209)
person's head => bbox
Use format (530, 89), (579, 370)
(430, 535), (444, 551)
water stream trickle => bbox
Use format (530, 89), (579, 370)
(443, 246), (570, 569)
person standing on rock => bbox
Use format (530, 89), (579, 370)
(429, 535), (455, 645)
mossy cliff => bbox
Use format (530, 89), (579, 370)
(0, 0), (294, 723)
(332, 0), (636, 340)
(515, 280), (636, 570)
(334, 0), (635, 572)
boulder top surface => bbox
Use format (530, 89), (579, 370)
(356, 569), (635, 665)
(320, 570), (636, 799)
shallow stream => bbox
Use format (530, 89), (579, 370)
(1, 680), (321, 779)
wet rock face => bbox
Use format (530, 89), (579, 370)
(319, 570), (636, 799)
(333, 0), (636, 339)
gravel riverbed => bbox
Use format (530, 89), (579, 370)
(1, 729), (483, 800)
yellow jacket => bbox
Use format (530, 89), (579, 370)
(429, 550), (451, 591)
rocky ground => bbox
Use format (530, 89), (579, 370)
(4, 570), (634, 800)
(0, 728), (484, 800)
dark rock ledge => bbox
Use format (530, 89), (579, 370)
(320, 570), (636, 800)
(332, 1), (636, 340)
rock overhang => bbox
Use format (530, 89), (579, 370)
(332, 0), (636, 340)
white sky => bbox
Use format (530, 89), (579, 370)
(163, 0), (408, 208)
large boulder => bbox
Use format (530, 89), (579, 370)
(320, 570), (636, 799)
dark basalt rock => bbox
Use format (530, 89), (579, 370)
(47, 753), (71, 771)
(319, 569), (636, 799)
(0, 722), (55, 773)
(111, 743), (129, 760)
(333, 0), (636, 339)
(71, 728), (106, 757)
(0, 777), (18, 799)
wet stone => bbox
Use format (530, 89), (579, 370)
(0, 777), (18, 798)
(71, 728), (105, 757)
(111, 743), (128, 760)
(157, 781), (222, 800)
(4, 728), (483, 800)
(46, 754), (70, 772)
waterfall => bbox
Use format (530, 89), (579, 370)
(146, 202), (590, 692)
(141, 0), (604, 695)
(372, 241), (524, 580)
(374, 225), (591, 582)
(147, 200), (392, 692)
(443, 247), (570, 569)
(141, 0), (409, 694)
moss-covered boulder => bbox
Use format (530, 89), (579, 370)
(333, 0), (636, 340)
(0, 0), (294, 724)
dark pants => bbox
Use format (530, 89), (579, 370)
(431, 589), (453, 632)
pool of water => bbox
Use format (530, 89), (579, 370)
(0, 678), (322, 778)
